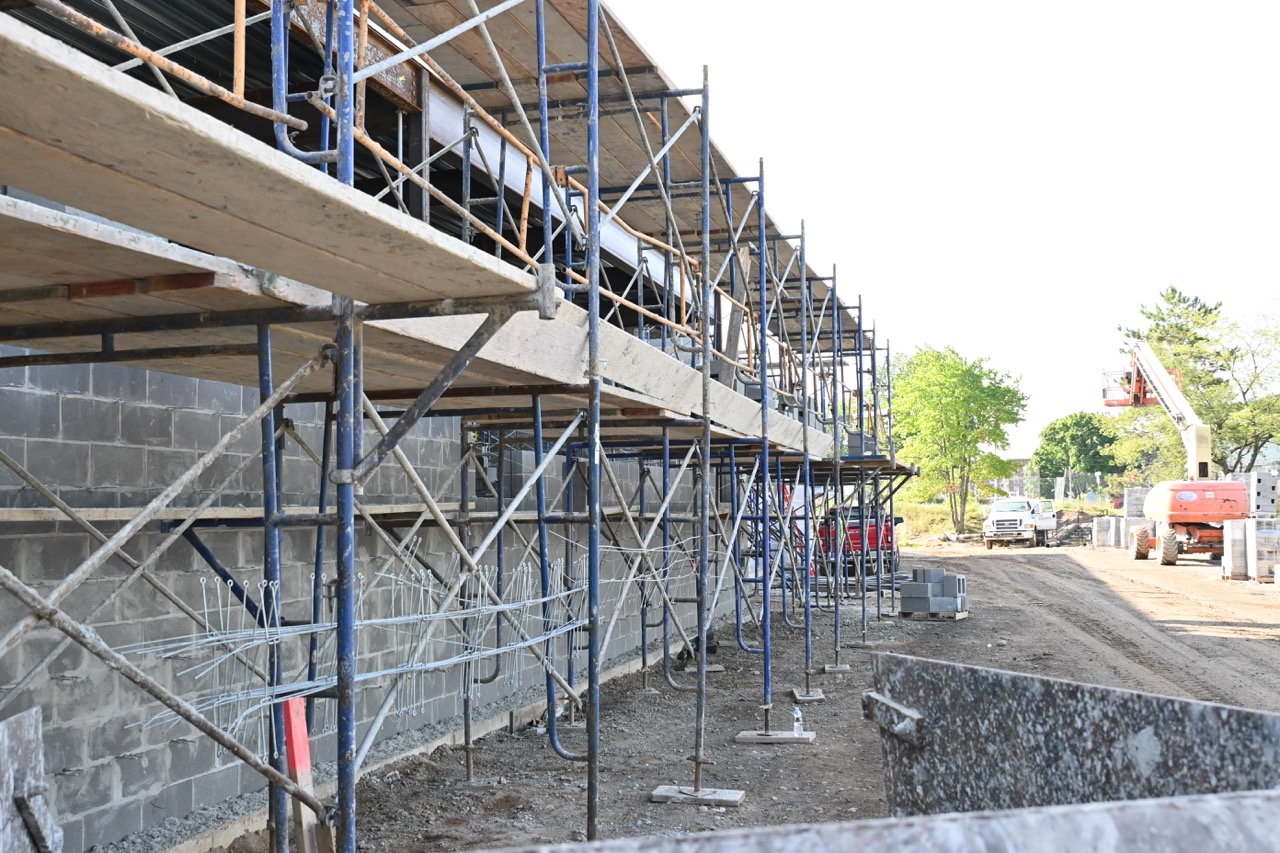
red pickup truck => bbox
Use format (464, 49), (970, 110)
(816, 508), (902, 562)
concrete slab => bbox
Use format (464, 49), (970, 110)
(791, 689), (825, 704)
(734, 730), (817, 744)
(649, 785), (745, 806)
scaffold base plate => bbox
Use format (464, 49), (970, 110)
(734, 730), (816, 744)
(706, 664), (726, 673)
(650, 785), (745, 806)
(823, 664), (851, 673)
(791, 689), (825, 703)
(845, 639), (886, 649)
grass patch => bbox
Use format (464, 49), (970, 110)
(898, 502), (985, 539)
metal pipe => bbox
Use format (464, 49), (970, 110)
(353, 310), (512, 482)
(799, 225), (814, 693)
(271, 0), (336, 164)
(692, 64), (712, 792)
(233, 0), (247, 96)
(534, 395), (586, 761)
(26, 0), (302, 127)
(181, 530), (265, 626)
(584, 0), (602, 836)
(114, 10), (270, 71)
(257, 326), (290, 853)
(308, 400), (334, 728)
(756, 162), (773, 728)
(333, 298), (358, 853)
(0, 563), (327, 818)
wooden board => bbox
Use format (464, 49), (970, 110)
(0, 14), (534, 306)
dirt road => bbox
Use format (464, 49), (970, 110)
(215, 542), (1280, 852)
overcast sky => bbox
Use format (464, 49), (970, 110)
(605, 1), (1280, 456)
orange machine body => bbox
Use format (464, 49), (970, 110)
(1142, 480), (1250, 524)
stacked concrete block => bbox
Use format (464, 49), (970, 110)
(1223, 519), (1249, 580)
(1252, 472), (1278, 518)
(1123, 487), (1152, 519)
(1253, 522), (1280, 582)
(1226, 471), (1279, 517)
(900, 566), (968, 614)
(1092, 517), (1109, 548)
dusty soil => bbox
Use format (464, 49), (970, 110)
(229, 542), (1280, 852)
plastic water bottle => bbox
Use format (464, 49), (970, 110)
(792, 707), (803, 736)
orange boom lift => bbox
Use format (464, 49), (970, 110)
(1104, 342), (1248, 564)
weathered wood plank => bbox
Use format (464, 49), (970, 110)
(0, 15), (534, 304)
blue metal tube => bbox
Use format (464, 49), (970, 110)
(319, 0), (335, 175)
(181, 529), (265, 625)
(831, 286), (844, 654)
(730, 444), (761, 654)
(537, 0), (554, 267)
(855, 293), (868, 633)
(335, 0), (356, 185)
(307, 400), (333, 728)
(637, 454), (649, 679)
(333, 295), (358, 853)
(584, 0), (602, 833)
(660, 98), (671, 352)
(256, 325), (288, 853)
(333, 1), (358, 842)
(271, 0), (337, 165)
(777, 455), (800, 630)
(755, 163), (772, 718)
(533, 396), (585, 761)
(799, 230), (814, 680)
(691, 64), (712, 789)
(476, 432), (505, 684)
(494, 133), (509, 259)
(871, 340), (881, 621)
(462, 109), (474, 244)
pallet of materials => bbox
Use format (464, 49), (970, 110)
(899, 567), (968, 619)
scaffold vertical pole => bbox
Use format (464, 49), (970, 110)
(257, 324), (288, 853)
(585, 0), (602, 838)
(828, 274), (845, 671)
(756, 161), (772, 728)
(692, 64), (712, 790)
(798, 225), (815, 696)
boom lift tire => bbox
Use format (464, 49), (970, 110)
(1129, 525), (1150, 560)
(1159, 528), (1179, 566)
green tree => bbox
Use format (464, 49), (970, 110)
(1121, 287), (1280, 473)
(894, 347), (1027, 533)
(1031, 412), (1122, 478)
(1107, 408), (1185, 485)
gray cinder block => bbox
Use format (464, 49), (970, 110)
(914, 567), (945, 584)
(1223, 519), (1248, 580)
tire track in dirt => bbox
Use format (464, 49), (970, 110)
(950, 546), (1280, 711)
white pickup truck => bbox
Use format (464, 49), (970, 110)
(982, 498), (1057, 549)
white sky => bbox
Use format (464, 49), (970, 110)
(605, 1), (1280, 456)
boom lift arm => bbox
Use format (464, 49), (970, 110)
(1104, 342), (1211, 480)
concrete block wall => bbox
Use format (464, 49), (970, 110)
(1227, 470), (1279, 518)
(1123, 488), (1151, 519)
(0, 356), (710, 851)
(1224, 519), (1249, 580)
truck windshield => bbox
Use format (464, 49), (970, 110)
(991, 500), (1031, 512)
